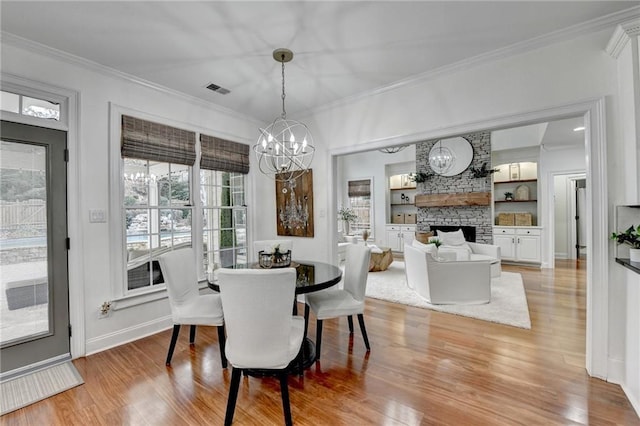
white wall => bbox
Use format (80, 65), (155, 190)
(554, 175), (570, 258)
(1, 39), (259, 355)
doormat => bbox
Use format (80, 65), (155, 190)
(1, 361), (84, 415)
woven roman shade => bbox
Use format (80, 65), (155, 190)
(200, 134), (250, 174)
(348, 179), (371, 197)
(121, 115), (196, 166)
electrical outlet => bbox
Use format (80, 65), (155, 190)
(98, 301), (112, 319)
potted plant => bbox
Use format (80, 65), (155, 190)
(429, 237), (443, 258)
(338, 207), (358, 235)
(504, 192), (513, 201)
(611, 225), (640, 262)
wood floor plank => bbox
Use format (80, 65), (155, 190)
(1, 260), (638, 425)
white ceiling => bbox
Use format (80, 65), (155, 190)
(1, 1), (637, 124)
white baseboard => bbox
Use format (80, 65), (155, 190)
(607, 357), (625, 385)
(85, 316), (173, 356)
(622, 384), (640, 419)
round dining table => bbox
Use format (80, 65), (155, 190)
(208, 259), (343, 372)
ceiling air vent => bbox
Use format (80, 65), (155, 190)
(206, 83), (230, 95)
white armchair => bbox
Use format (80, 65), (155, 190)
(433, 229), (502, 277)
(404, 243), (491, 305)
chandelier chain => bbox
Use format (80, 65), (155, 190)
(281, 56), (287, 119)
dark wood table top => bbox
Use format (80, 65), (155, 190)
(207, 259), (342, 294)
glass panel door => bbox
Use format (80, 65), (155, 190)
(0, 121), (69, 375)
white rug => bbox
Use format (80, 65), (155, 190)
(365, 261), (531, 329)
(1, 362), (84, 415)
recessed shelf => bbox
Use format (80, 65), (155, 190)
(616, 258), (640, 275)
(390, 203), (415, 206)
(495, 200), (538, 203)
(494, 179), (537, 184)
(390, 187), (416, 191)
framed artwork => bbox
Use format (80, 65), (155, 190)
(509, 163), (520, 180)
(275, 169), (314, 237)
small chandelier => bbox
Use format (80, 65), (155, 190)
(378, 145), (407, 154)
(254, 48), (315, 182)
(429, 140), (454, 174)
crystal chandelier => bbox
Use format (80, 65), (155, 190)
(279, 179), (309, 230)
(254, 48), (315, 182)
(429, 140), (454, 174)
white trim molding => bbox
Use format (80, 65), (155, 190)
(606, 18), (640, 58)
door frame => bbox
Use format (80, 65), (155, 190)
(548, 171), (587, 261)
(1, 73), (84, 364)
(328, 98), (608, 380)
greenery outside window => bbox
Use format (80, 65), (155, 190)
(201, 171), (247, 273)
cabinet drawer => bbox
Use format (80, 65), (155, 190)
(401, 225), (416, 231)
(493, 227), (515, 235)
(386, 225), (401, 231)
(516, 228), (541, 236)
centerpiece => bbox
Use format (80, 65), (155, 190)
(258, 243), (292, 268)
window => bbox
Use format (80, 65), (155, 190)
(1, 90), (60, 120)
(117, 115), (250, 296)
(201, 171), (247, 273)
(348, 179), (373, 235)
(124, 159), (192, 291)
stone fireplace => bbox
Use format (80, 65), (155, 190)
(415, 131), (493, 243)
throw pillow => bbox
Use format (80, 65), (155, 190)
(437, 229), (467, 246)
(412, 239), (437, 256)
(439, 246), (471, 261)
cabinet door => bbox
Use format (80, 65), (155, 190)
(386, 230), (401, 251)
(517, 235), (540, 262)
(401, 229), (414, 251)
(494, 234), (515, 260)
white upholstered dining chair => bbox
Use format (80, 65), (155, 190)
(157, 247), (227, 368)
(304, 244), (371, 361)
(217, 268), (304, 426)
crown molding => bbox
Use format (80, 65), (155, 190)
(0, 31), (262, 126)
(606, 18), (640, 58)
(302, 6), (640, 120)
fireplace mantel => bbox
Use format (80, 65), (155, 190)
(415, 192), (491, 207)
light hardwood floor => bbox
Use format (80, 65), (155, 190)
(2, 260), (638, 425)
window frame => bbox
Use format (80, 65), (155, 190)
(347, 177), (374, 237)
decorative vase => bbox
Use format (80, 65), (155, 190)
(630, 248), (640, 263)
(343, 220), (351, 236)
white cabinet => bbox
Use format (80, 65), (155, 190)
(493, 227), (541, 263)
(386, 225), (415, 252)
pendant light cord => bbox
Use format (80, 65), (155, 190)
(281, 55), (287, 119)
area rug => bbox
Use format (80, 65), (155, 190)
(365, 261), (531, 329)
(1, 362), (84, 415)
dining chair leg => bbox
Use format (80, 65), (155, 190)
(347, 315), (354, 334)
(225, 367), (242, 426)
(217, 325), (228, 368)
(278, 371), (293, 426)
(166, 324), (181, 366)
(357, 314), (371, 351)
(304, 304), (310, 339)
(189, 324), (197, 345)
(315, 319), (323, 361)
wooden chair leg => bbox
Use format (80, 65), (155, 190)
(166, 324), (181, 366)
(347, 315), (354, 333)
(189, 324), (197, 345)
(225, 367), (242, 426)
(315, 319), (323, 361)
(217, 325), (228, 368)
(278, 371), (293, 426)
(357, 314), (371, 351)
